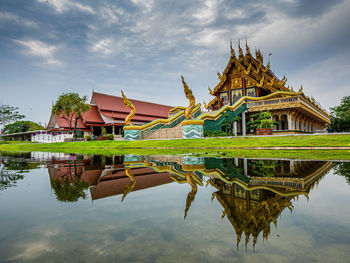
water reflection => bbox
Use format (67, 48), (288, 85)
(0, 153), (41, 190)
(124, 155), (333, 248)
(0, 151), (340, 252)
(33, 152), (334, 249)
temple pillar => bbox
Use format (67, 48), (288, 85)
(242, 111), (246, 136)
(287, 112), (292, 131)
(112, 125), (115, 135)
(243, 158), (248, 177)
(234, 158), (238, 166)
(233, 121), (238, 136)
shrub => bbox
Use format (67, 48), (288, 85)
(101, 127), (107, 136)
(106, 134), (114, 140)
(85, 135), (92, 141)
(204, 130), (227, 137)
(247, 111), (279, 130)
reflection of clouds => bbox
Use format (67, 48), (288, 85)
(9, 240), (52, 261)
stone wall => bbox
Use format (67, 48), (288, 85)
(142, 125), (182, 140)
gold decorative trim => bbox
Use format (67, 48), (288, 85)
(181, 120), (204, 126)
(182, 164), (206, 171)
(199, 91), (303, 121)
(124, 103), (201, 130)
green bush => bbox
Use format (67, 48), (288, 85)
(204, 130), (227, 137)
(101, 127), (107, 136)
(247, 111), (279, 130)
(107, 134), (114, 140)
(85, 135), (92, 141)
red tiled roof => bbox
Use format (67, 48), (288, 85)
(92, 92), (173, 118)
(82, 105), (105, 124)
(55, 113), (88, 129)
(92, 169), (173, 200)
(101, 111), (159, 122)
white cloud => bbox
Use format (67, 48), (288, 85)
(192, 0), (220, 25)
(37, 0), (95, 14)
(14, 39), (61, 65)
(130, 0), (154, 13)
(90, 38), (114, 55)
(0, 11), (38, 28)
(99, 5), (124, 26)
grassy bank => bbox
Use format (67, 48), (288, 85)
(0, 134), (349, 160)
(1, 134), (349, 149)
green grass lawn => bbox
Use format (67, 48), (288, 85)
(1, 134), (349, 149)
(0, 134), (349, 160)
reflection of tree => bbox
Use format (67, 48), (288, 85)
(0, 158), (40, 190)
(333, 162), (350, 185)
(51, 177), (89, 202)
(248, 160), (278, 177)
(0, 170), (24, 190)
(50, 159), (89, 202)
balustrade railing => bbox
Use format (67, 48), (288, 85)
(246, 95), (328, 118)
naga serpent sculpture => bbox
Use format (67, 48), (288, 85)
(184, 172), (199, 219)
(181, 75), (195, 119)
(121, 168), (136, 202)
(121, 90), (136, 125)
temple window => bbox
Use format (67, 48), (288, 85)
(246, 87), (256, 97)
(219, 92), (229, 106)
(231, 89), (243, 105)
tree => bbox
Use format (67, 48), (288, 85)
(52, 93), (90, 135)
(3, 121), (44, 134)
(330, 96), (350, 132)
(222, 111), (240, 135)
(0, 104), (25, 126)
(247, 111), (279, 130)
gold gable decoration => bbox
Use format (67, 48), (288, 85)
(231, 77), (243, 90)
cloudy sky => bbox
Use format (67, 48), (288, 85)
(0, 0), (349, 125)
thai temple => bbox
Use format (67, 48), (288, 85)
(47, 91), (173, 138)
(122, 41), (331, 140)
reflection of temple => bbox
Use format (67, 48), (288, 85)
(47, 154), (334, 247)
(209, 160), (333, 248)
(47, 155), (173, 201)
(124, 155), (333, 248)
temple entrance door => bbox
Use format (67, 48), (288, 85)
(281, 115), (288, 130)
(93, 126), (101, 136)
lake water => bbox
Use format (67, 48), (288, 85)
(0, 152), (350, 263)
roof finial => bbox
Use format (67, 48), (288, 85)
(238, 38), (244, 60)
(230, 39), (235, 57)
(245, 38), (250, 55)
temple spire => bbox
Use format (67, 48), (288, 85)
(245, 38), (250, 55)
(230, 39), (235, 57)
(238, 39), (244, 60)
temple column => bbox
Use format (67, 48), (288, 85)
(234, 158), (238, 166)
(242, 111), (246, 136)
(243, 158), (248, 177)
(112, 125), (115, 135)
(287, 112), (292, 131)
(233, 121), (237, 136)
